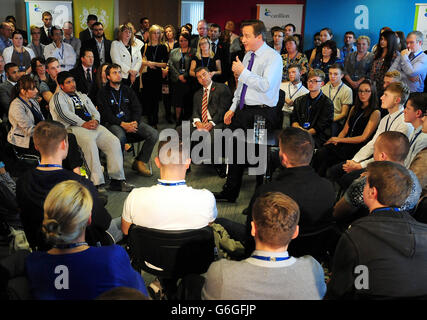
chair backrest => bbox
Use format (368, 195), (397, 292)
(128, 225), (215, 279)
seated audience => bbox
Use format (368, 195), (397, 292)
(244, 127), (335, 253)
(97, 63), (158, 177)
(311, 40), (342, 83)
(291, 69), (334, 148)
(16, 120), (114, 251)
(321, 63), (353, 135)
(280, 64), (309, 128)
(95, 62), (110, 90)
(203, 192), (326, 300)
(62, 21), (81, 58)
(81, 22), (112, 70)
(38, 57), (60, 105)
(49, 71), (134, 192)
(333, 131), (421, 221)
(44, 26), (76, 71)
(3, 31), (35, 76)
(326, 161), (427, 299)
(328, 81), (413, 188)
(389, 31), (427, 93)
(268, 27), (286, 55)
(344, 36), (374, 91)
(341, 31), (357, 60)
(27, 26), (44, 59)
(168, 32), (195, 124)
(281, 36), (308, 82)
(370, 30), (399, 100)
(121, 136), (217, 235)
(308, 28), (340, 66)
(25, 180), (147, 300)
(314, 80), (380, 177)
(0, 62), (20, 118)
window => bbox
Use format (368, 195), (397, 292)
(181, 1), (204, 34)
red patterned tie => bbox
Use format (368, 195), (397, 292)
(201, 88), (208, 123)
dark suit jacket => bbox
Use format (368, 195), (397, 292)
(40, 27), (52, 46)
(0, 80), (15, 118)
(70, 64), (97, 103)
(79, 28), (93, 43)
(81, 38), (112, 69)
(192, 82), (231, 126)
(212, 41), (230, 83)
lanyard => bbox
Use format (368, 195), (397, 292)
(372, 207), (401, 214)
(96, 39), (104, 56)
(158, 181), (186, 186)
(349, 109), (366, 137)
(111, 88), (122, 110)
(409, 130), (422, 147)
(288, 83), (303, 100)
(305, 91), (323, 122)
(328, 82), (344, 103)
(180, 49), (187, 69)
(37, 164), (62, 168)
(54, 42), (65, 61)
(53, 242), (88, 249)
(385, 111), (403, 131)
(15, 48), (24, 67)
(18, 97), (44, 120)
(152, 45), (159, 62)
(251, 255), (290, 262)
(410, 51), (423, 61)
(201, 56), (210, 68)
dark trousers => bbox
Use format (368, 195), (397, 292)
(327, 161), (365, 191)
(107, 122), (158, 163)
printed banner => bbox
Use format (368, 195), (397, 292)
(414, 3), (427, 51)
(25, 1), (73, 41)
(73, 0), (115, 40)
(256, 4), (304, 34)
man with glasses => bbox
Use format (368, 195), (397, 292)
(44, 26), (76, 71)
(291, 69), (334, 148)
(389, 31), (427, 93)
(81, 22), (112, 69)
(28, 26), (45, 58)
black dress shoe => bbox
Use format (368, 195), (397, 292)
(214, 191), (237, 203)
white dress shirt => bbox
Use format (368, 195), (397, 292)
(44, 41), (76, 71)
(193, 81), (215, 126)
(280, 81), (309, 112)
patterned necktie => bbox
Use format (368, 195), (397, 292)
(239, 52), (255, 110)
(201, 88), (209, 123)
(212, 42), (216, 54)
(409, 52), (415, 60)
(86, 68), (92, 82)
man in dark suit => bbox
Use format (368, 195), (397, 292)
(191, 67), (231, 175)
(243, 127), (335, 254)
(191, 20), (208, 48)
(208, 23), (230, 83)
(79, 14), (98, 44)
(81, 22), (112, 70)
(40, 11), (53, 46)
(0, 63), (20, 119)
(70, 49), (97, 103)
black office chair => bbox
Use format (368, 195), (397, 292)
(413, 197), (427, 224)
(127, 224), (215, 300)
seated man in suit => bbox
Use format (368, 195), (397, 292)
(97, 63), (158, 177)
(49, 71), (134, 192)
(202, 192), (326, 300)
(191, 66), (231, 172)
(79, 14), (98, 44)
(81, 22), (112, 70)
(326, 161), (427, 299)
(71, 49), (97, 103)
(16, 120), (119, 251)
(244, 127), (335, 254)
(121, 135), (217, 235)
(290, 69), (334, 149)
(0, 62), (20, 119)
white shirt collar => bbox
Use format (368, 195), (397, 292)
(204, 81), (213, 92)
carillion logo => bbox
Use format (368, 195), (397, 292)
(34, 4), (42, 13)
(264, 9), (271, 17)
(264, 8), (289, 19)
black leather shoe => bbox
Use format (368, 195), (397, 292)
(214, 164), (227, 178)
(214, 191), (237, 203)
(109, 180), (135, 192)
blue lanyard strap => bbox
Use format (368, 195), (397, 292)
(111, 88), (122, 109)
(305, 91), (323, 122)
(158, 181), (186, 186)
(37, 164), (62, 168)
(385, 111), (403, 131)
(251, 255), (290, 262)
(372, 207), (401, 214)
(201, 56), (210, 68)
(409, 130), (422, 147)
(328, 82), (344, 103)
(53, 242), (88, 249)
(54, 42), (65, 61)
(18, 97), (44, 119)
(410, 51), (423, 61)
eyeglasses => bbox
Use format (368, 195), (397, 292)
(307, 79), (322, 84)
(358, 90), (371, 94)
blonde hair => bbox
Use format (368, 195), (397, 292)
(384, 70), (401, 81)
(118, 22), (135, 46)
(357, 35), (371, 47)
(196, 36), (214, 59)
(42, 180), (93, 244)
(30, 25), (41, 34)
(148, 24), (163, 45)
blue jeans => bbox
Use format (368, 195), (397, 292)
(108, 121), (159, 163)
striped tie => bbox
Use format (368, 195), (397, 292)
(201, 88), (209, 123)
